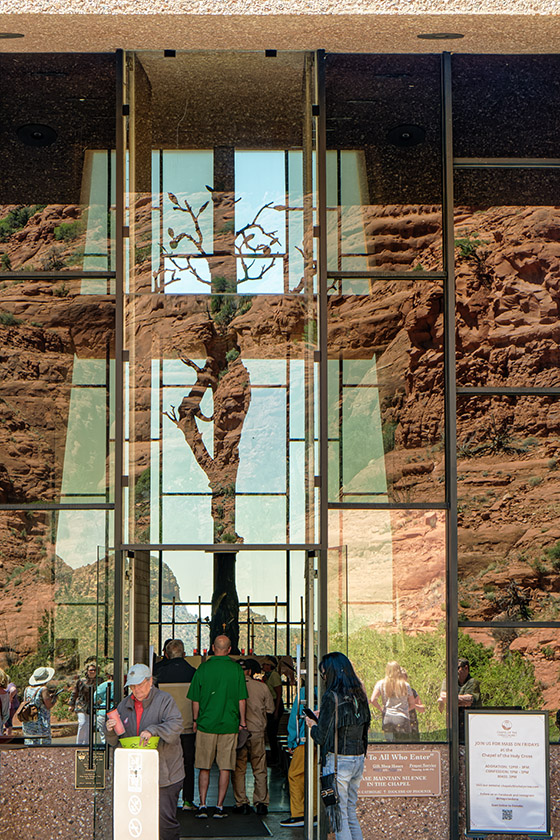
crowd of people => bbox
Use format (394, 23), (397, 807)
(0, 641), (481, 840)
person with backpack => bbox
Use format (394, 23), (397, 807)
(14, 666), (56, 745)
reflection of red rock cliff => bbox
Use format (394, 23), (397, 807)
(3, 203), (560, 685)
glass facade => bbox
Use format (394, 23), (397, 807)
(0, 45), (560, 840)
(0, 53), (116, 748)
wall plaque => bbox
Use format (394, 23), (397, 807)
(75, 749), (106, 790)
(359, 748), (441, 797)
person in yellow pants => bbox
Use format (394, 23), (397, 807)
(280, 687), (317, 827)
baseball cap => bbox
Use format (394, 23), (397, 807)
(126, 663), (152, 686)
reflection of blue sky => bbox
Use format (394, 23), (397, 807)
(56, 357), (112, 568)
(289, 441), (306, 543)
(328, 357), (387, 499)
(342, 358), (387, 496)
(163, 496), (213, 544)
(162, 550), (213, 604)
(236, 550), (287, 603)
(154, 150), (308, 296)
(237, 390), (286, 492)
(56, 507), (110, 569)
(235, 151), (285, 251)
(158, 547), (301, 622)
(159, 150), (213, 251)
(236, 496), (287, 544)
(82, 151), (116, 292)
(244, 359), (286, 386)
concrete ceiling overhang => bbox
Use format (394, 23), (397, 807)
(0, 12), (560, 54)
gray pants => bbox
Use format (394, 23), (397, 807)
(159, 779), (183, 840)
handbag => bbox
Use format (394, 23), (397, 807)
(237, 728), (252, 750)
(320, 772), (337, 806)
(320, 695), (340, 830)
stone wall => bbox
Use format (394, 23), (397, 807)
(2, 744), (559, 839)
(0, 747), (112, 840)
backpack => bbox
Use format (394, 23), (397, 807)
(18, 688), (41, 722)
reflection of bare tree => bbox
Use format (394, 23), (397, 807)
(161, 179), (286, 651)
(154, 188), (283, 292)
(164, 342), (251, 545)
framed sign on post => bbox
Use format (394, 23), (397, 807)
(114, 748), (159, 840)
(466, 710), (550, 837)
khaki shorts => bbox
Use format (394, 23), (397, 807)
(195, 730), (238, 771)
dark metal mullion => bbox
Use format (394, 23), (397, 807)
(107, 147), (113, 291)
(284, 149), (290, 294)
(159, 149), (164, 291)
(159, 331), (165, 657)
(455, 157), (560, 169)
(0, 271), (116, 280)
(286, 357), (291, 545)
(286, 549), (291, 656)
(442, 51), (459, 840)
(461, 621), (560, 629)
(122, 542), (320, 551)
(338, 358), (343, 500)
(104, 336), (111, 660)
(327, 270), (446, 280)
(337, 148), (342, 278)
(330, 501), (448, 510)
(113, 48), (126, 704)
(458, 386), (560, 396)
(316, 49), (329, 659)
(0, 503), (114, 510)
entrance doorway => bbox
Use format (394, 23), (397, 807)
(121, 50), (320, 834)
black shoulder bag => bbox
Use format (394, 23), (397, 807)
(320, 695), (341, 830)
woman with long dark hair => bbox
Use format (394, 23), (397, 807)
(305, 652), (370, 840)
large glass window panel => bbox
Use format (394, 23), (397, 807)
(325, 54), (443, 273)
(453, 195), (560, 388)
(127, 52), (317, 549)
(458, 628), (560, 739)
(153, 548), (303, 658)
(457, 394), (560, 621)
(452, 55), (560, 159)
(328, 508), (446, 741)
(155, 550), (213, 655)
(128, 293), (314, 545)
(0, 281), (115, 504)
(0, 509), (113, 745)
(328, 280), (445, 503)
(236, 550), (287, 603)
(0, 55), (116, 274)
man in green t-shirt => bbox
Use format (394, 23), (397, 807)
(188, 635), (248, 819)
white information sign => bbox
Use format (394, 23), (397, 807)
(114, 749), (160, 839)
(466, 711), (549, 836)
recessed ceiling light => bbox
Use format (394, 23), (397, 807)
(16, 124), (58, 147)
(0, 32), (24, 39)
(417, 32), (464, 40)
(387, 124), (426, 149)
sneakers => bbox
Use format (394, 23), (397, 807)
(213, 807), (228, 819)
(182, 801), (196, 811)
(195, 806), (209, 819)
(233, 804), (253, 814)
(255, 804), (268, 815)
(280, 816), (304, 827)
